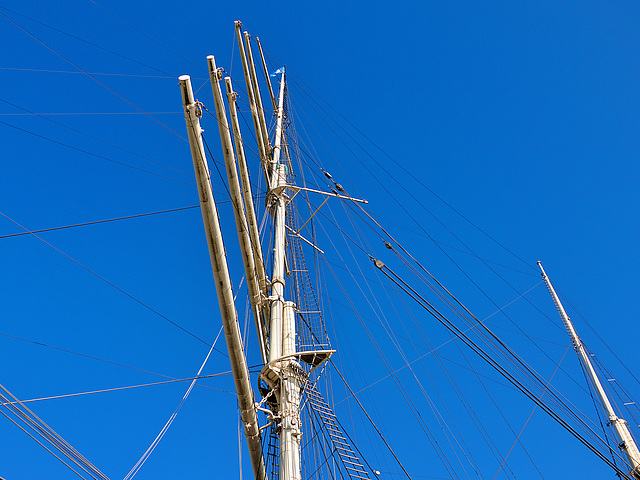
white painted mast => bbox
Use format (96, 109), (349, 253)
(178, 75), (266, 480)
(538, 261), (640, 479)
(268, 69), (302, 480)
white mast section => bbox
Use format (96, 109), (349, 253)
(269, 70), (288, 365)
(539, 261), (640, 479)
(268, 70), (302, 480)
(179, 75), (266, 480)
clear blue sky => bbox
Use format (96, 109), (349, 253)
(1, 1), (639, 479)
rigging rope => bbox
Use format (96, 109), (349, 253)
(373, 258), (634, 480)
(0, 210), (219, 350)
(123, 326), (223, 479)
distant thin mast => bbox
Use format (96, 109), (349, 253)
(538, 262), (640, 479)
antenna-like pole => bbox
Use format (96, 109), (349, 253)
(179, 74), (266, 480)
(539, 261), (640, 479)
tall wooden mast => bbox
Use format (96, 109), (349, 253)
(539, 262), (640, 479)
(178, 74), (266, 480)
(179, 22), (364, 480)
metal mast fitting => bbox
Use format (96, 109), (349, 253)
(538, 261), (640, 479)
(179, 75), (266, 480)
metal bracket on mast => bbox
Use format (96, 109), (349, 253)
(266, 184), (367, 255)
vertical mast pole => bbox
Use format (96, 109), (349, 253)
(269, 71), (302, 480)
(538, 262), (640, 478)
(207, 56), (268, 365)
(269, 70), (286, 191)
(179, 75), (266, 480)
(269, 70), (288, 365)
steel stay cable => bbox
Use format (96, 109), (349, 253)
(317, 221), (458, 478)
(123, 327), (222, 479)
(339, 193), (516, 477)
(349, 196), (561, 334)
(0, 97), (194, 178)
(0, 5), (174, 76)
(0, 386), (109, 479)
(0, 206), (199, 240)
(326, 187), (568, 412)
(0, 373), (233, 406)
(0, 407), (89, 478)
(385, 254), (519, 479)
(388, 246), (603, 432)
(389, 247), (588, 398)
(374, 260), (633, 479)
(331, 199), (478, 477)
(345, 196), (587, 421)
(0, 10), (187, 141)
(328, 358), (414, 480)
(382, 256), (613, 445)
(0, 121), (193, 185)
(285, 72), (533, 271)
(0, 210), (218, 350)
(491, 346), (573, 480)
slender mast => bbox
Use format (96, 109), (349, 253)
(270, 70), (302, 480)
(178, 75), (266, 480)
(539, 261), (640, 479)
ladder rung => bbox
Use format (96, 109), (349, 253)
(335, 442), (355, 450)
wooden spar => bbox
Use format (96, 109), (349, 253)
(255, 36), (277, 110)
(234, 21), (270, 185)
(178, 74), (266, 480)
(207, 56), (268, 365)
(243, 31), (272, 155)
(224, 76), (270, 335)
